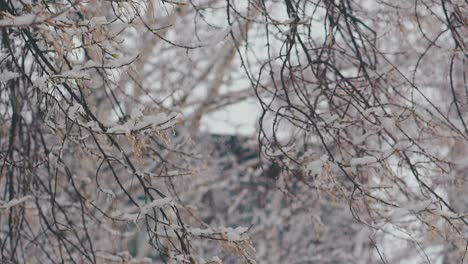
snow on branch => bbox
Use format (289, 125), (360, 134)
(0, 196), (33, 210)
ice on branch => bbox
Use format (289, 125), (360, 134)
(350, 156), (378, 166)
(433, 209), (463, 219)
(0, 14), (38, 27)
(404, 200), (434, 212)
(107, 113), (180, 134)
(67, 104), (84, 120)
(89, 16), (108, 28)
(113, 198), (174, 222)
(99, 188), (116, 201)
(0, 196), (33, 210)
(0, 71), (21, 82)
(389, 200), (434, 220)
(32, 76), (49, 92)
(188, 226), (249, 242)
(80, 54), (139, 69)
(222, 226), (249, 241)
(139, 197), (173, 216)
(56, 69), (91, 80)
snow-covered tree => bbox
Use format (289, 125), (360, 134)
(239, 0), (468, 263)
(0, 1), (255, 263)
(1, 0), (467, 263)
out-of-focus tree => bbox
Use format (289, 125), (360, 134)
(0, 1), (255, 263)
(0, 0), (467, 263)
